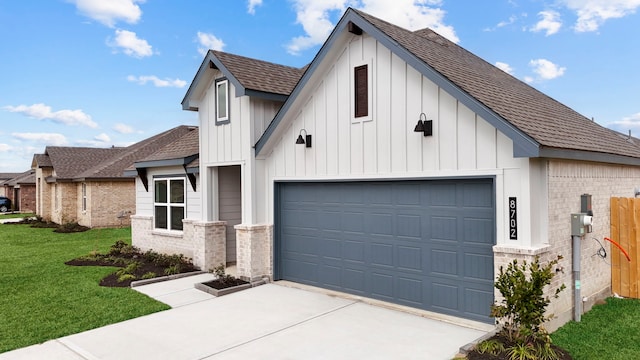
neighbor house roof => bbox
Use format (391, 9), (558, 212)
(255, 8), (640, 165)
(126, 126), (199, 173)
(182, 50), (306, 111)
(6, 170), (35, 187)
(32, 125), (196, 182)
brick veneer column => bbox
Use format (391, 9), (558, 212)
(186, 220), (226, 271)
(235, 224), (273, 281)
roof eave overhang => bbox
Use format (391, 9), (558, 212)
(254, 8), (541, 158)
(133, 154), (199, 170)
(539, 147), (640, 166)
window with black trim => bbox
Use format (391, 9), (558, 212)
(216, 78), (229, 124)
(154, 178), (185, 231)
(354, 64), (368, 118)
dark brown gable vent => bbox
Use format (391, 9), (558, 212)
(348, 22), (363, 35)
(354, 64), (368, 118)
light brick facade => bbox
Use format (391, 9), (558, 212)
(494, 159), (640, 331)
(132, 215), (227, 271)
(235, 224), (273, 281)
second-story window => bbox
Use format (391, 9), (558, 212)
(216, 78), (229, 124)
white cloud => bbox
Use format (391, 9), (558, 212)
(127, 75), (187, 88)
(12, 133), (68, 146)
(248, 0), (263, 14)
(72, 0), (144, 28)
(0, 143), (12, 152)
(109, 29), (153, 58)
(495, 62), (515, 75)
(76, 133), (111, 146)
(113, 123), (135, 134)
(4, 103), (98, 128)
(197, 32), (225, 56)
(560, 0), (640, 32)
(529, 59), (566, 80)
(530, 10), (562, 35)
(286, 0), (458, 55)
(524, 76), (534, 83)
(609, 112), (640, 130)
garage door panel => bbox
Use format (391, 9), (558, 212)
(430, 216), (457, 241)
(397, 245), (423, 271)
(277, 179), (495, 323)
(396, 214), (422, 237)
(371, 243), (394, 267)
(397, 277), (424, 304)
(371, 273), (394, 298)
(464, 252), (494, 281)
(341, 212), (365, 233)
(463, 217), (494, 244)
(369, 213), (393, 235)
(342, 240), (366, 263)
(430, 248), (458, 276)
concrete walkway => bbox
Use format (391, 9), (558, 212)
(0, 275), (493, 360)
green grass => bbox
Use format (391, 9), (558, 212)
(551, 297), (640, 359)
(0, 224), (170, 353)
(0, 212), (34, 219)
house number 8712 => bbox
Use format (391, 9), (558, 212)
(509, 197), (517, 240)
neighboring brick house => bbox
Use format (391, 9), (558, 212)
(1, 170), (36, 212)
(0, 173), (21, 197)
(31, 125), (195, 228)
(130, 8), (640, 330)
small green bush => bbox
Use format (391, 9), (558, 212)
(117, 274), (137, 283)
(141, 272), (157, 280)
(490, 255), (565, 359)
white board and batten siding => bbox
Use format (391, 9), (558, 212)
(260, 34), (542, 248)
(198, 72), (283, 224)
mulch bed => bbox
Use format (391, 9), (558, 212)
(465, 333), (572, 360)
(65, 258), (195, 287)
(200, 277), (249, 290)
(65, 242), (198, 288)
(5, 217), (89, 232)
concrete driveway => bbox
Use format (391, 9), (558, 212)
(0, 274), (492, 360)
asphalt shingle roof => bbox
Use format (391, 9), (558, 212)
(354, 9), (640, 159)
(212, 50), (306, 96)
(139, 127), (199, 163)
(33, 125), (196, 181)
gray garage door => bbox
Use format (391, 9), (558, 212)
(275, 179), (495, 323)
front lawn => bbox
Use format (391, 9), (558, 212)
(0, 212), (34, 219)
(0, 224), (170, 353)
(551, 297), (640, 359)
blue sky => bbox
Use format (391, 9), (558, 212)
(1, 0), (639, 172)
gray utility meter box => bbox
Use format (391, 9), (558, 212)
(571, 213), (593, 236)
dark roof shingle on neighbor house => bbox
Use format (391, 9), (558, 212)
(126, 126), (199, 173)
(352, 9), (640, 160)
(32, 125), (196, 182)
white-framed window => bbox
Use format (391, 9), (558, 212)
(82, 183), (87, 211)
(154, 177), (185, 231)
(215, 78), (229, 124)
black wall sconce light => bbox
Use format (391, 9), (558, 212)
(413, 113), (433, 136)
(295, 129), (312, 148)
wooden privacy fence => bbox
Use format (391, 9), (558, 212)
(610, 197), (640, 298)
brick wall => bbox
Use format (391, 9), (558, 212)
(51, 182), (78, 224)
(235, 224), (273, 281)
(495, 159), (640, 331)
(19, 185), (36, 212)
(85, 181), (135, 228)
